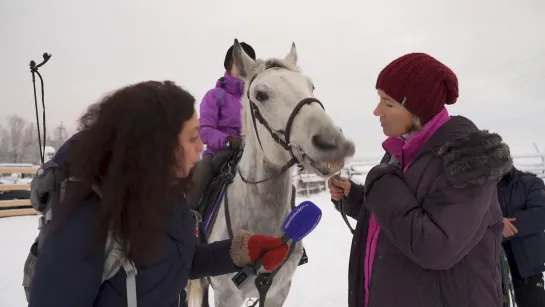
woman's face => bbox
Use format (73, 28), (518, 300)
(177, 111), (204, 178)
(230, 63), (241, 78)
(373, 90), (414, 137)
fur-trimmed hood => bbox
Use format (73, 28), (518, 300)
(429, 116), (513, 188)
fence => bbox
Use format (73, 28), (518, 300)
(294, 151), (545, 192)
(293, 172), (328, 196)
(0, 164), (37, 218)
(1, 151), (545, 218)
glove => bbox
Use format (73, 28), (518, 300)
(231, 230), (289, 271)
(226, 136), (243, 150)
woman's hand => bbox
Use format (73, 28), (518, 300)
(328, 176), (351, 200)
(231, 231), (289, 271)
(503, 217), (518, 238)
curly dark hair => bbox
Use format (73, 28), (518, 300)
(59, 80), (196, 265)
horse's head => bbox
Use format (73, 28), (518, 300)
(232, 40), (355, 178)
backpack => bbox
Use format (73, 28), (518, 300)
(22, 158), (138, 307)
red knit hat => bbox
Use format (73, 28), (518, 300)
(375, 53), (459, 121)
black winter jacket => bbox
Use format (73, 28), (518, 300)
(498, 168), (545, 279)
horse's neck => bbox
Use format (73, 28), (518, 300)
(238, 140), (293, 200)
(232, 139), (293, 234)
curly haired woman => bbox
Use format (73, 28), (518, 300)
(27, 81), (289, 307)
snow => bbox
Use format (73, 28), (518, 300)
(0, 192), (354, 307)
(0, 215), (40, 307)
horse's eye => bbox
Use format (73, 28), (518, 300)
(255, 91), (269, 102)
(312, 84), (316, 91)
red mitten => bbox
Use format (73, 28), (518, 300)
(231, 230), (289, 271)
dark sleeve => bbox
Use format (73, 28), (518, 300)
(366, 172), (495, 271)
(29, 200), (105, 307)
(331, 179), (365, 219)
(511, 176), (545, 237)
(189, 239), (239, 279)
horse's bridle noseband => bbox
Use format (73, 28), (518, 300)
(237, 66), (325, 184)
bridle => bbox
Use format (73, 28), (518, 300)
(237, 65), (325, 184)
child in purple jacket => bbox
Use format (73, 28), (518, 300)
(190, 42), (256, 208)
(199, 41), (255, 156)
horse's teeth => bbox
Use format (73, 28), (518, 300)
(320, 162), (341, 168)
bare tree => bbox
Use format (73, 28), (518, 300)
(22, 123), (40, 163)
(49, 121), (69, 150)
(0, 123), (7, 162)
(0, 116), (73, 163)
(5, 115), (27, 163)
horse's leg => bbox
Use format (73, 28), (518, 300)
(210, 275), (245, 307)
(201, 278), (210, 307)
(259, 242), (303, 307)
(262, 278), (293, 307)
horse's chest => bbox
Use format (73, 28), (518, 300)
(235, 195), (290, 235)
(239, 207), (286, 234)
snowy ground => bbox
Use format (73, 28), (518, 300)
(0, 192), (354, 307)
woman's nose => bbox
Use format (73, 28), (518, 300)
(373, 104), (382, 117)
(197, 137), (204, 152)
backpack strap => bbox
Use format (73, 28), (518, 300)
(93, 184), (138, 307)
(103, 229), (138, 307)
(216, 89), (226, 108)
(89, 183), (102, 198)
(123, 259), (138, 307)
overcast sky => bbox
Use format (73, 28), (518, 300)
(1, 0), (545, 157)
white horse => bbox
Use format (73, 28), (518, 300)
(188, 40), (355, 307)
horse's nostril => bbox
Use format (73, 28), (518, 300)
(311, 135), (337, 151)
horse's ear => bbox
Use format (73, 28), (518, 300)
(233, 39), (257, 78)
(284, 42), (298, 67)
